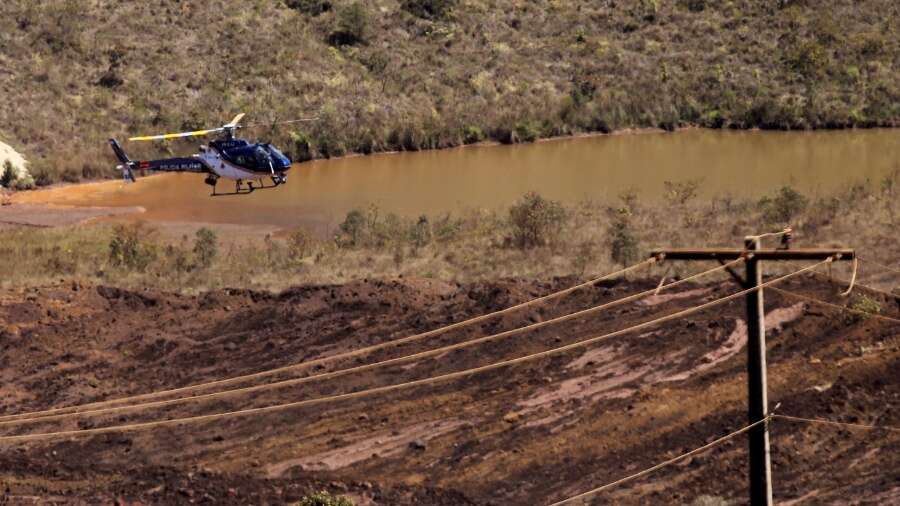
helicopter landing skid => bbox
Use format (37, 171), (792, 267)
(210, 177), (283, 197)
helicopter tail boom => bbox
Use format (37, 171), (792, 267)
(109, 138), (137, 182)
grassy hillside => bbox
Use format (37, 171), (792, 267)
(1, 0), (899, 184)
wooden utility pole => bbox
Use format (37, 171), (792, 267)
(744, 237), (772, 505)
(650, 242), (854, 506)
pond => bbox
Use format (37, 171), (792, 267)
(18, 128), (900, 230)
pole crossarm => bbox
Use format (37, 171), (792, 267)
(651, 248), (855, 261)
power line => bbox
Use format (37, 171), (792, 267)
(549, 416), (772, 505)
(858, 256), (900, 276)
(768, 287), (900, 324)
(0, 260), (742, 428)
(809, 271), (898, 300)
(773, 414), (900, 433)
(0, 259), (657, 424)
(0, 260), (828, 444)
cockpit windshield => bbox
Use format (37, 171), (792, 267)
(254, 146), (272, 167)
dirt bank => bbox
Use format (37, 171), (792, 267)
(0, 275), (897, 504)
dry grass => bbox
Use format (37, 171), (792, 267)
(1, 171), (897, 293)
(1, 0), (898, 185)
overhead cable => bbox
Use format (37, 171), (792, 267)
(0, 260), (742, 428)
(0, 259), (829, 443)
(0, 259), (657, 423)
(548, 416), (772, 505)
(768, 287), (900, 324)
(773, 414), (900, 433)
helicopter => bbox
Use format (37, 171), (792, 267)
(109, 113), (308, 196)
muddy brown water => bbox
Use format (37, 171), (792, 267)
(17, 128), (900, 230)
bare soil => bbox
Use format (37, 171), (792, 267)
(0, 275), (897, 504)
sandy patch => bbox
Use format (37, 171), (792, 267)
(265, 419), (466, 476)
(0, 202), (143, 227)
(660, 302), (805, 383)
(639, 287), (712, 307)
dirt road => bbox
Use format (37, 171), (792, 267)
(0, 275), (897, 504)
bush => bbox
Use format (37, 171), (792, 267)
(339, 209), (367, 246)
(193, 227), (218, 269)
(287, 228), (315, 261)
(109, 222), (158, 271)
(297, 491), (354, 506)
(846, 294), (881, 323)
(573, 241), (597, 276)
(663, 179), (701, 206)
(291, 131), (314, 162)
(285, 0), (332, 16)
(402, 0), (456, 20)
(409, 215), (432, 251)
(462, 126), (484, 144)
(328, 2), (368, 46)
(759, 186), (808, 224)
(1, 161), (15, 188)
(609, 215), (639, 266)
(507, 192), (567, 249)
(514, 121), (540, 143)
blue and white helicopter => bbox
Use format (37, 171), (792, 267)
(109, 113), (307, 196)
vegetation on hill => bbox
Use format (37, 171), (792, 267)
(1, 0), (899, 184)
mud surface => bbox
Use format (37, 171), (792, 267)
(0, 202), (142, 228)
(0, 275), (897, 504)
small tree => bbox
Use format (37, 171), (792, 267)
(193, 227), (218, 269)
(508, 192), (567, 249)
(609, 215), (639, 267)
(328, 2), (368, 46)
(287, 228), (314, 261)
(339, 209), (367, 246)
(109, 222), (158, 271)
(409, 215), (432, 252)
(759, 186), (808, 224)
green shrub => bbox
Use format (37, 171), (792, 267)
(609, 215), (639, 267)
(285, 0), (332, 16)
(846, 294), (881, 323)
(573, 241), (597, 276)
(339, 209), (367, 246)
(297, 491), (354, 506)
(0, 161), (15, 188)
(514, 121), (540, 143)
(432, 213), (462, 242)
(291, 131), (314, 162)
(109, 222), (158, 271)
(287, 228), (315, 261)
(409, 215), (432, 251)
(784, 39), (827, 81)
(192, 227), (218, 269)
(663, 179), (701, 206)
(759, 186), (808, 224)
(462, 126), (484, 144)
(679, 0), (706, 13)
(328, 2), (368, 46)
(507, 192), (567, 249)
(402, 0), (456, 20)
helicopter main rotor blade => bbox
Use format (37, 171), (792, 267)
(225, 113), (245, 128)
(128, 128), (225, 142)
